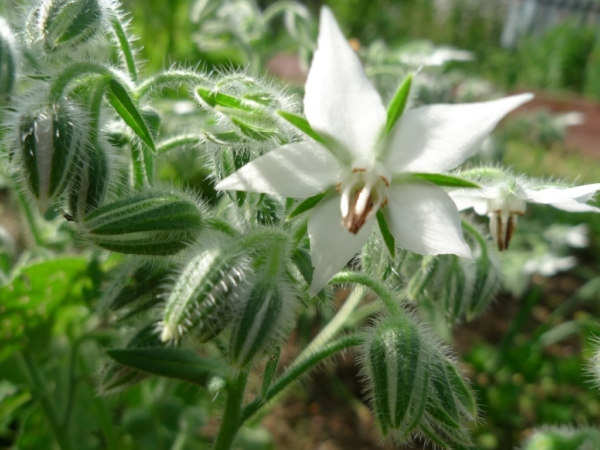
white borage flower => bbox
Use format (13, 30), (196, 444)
(216, 7), (533, 295)
(451, 176), (600, 251)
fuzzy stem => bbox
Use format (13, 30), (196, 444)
(18, 352), (74, 450)
(157, 134), (203, 154)
(240, 288), (366, 425)
(134, 70), (210, 100)
(88, 81), (109, 144)
(461, 219), (488, 258)
(131, 143), (149, 190)
(240, 333), (364, 425)
(12, 175), (44, 247)
(48, 63), (126, 104)
(331, 272), (402, 316)
(213, 370), (249, 450)
(109, 16), (138, 82)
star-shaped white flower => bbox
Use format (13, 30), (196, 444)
(216, 7), (533, 295)
(451, 180), (600, 250)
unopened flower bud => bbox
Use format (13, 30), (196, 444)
(18, 102), (86, 213)
(230, 277), (296, 368)
(27, 0), (106, 53)
(80, 190), (203, 255)
(408, 255), (439, 301)
(0, 17), (18, 98)
(441, 256), (467, 321)
(68, 143), (110, 221)
(160, 240), (250, 343)
(363, 315), (430, 437)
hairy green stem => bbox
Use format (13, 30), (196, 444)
(49, 63), (126, 104)
(18, 352), (73, 450)
(461, 219), (488, 258)
(134, 70), (210, 100)
(331, 272), (402, 316)
(110, 16), (138, 82)
(131, 143), (149, 189)
(240, 333), (364, 424)
(157, 134), (203, 154)
(88, 81), (109, 144)
(13, 176), (44, 247)
(213, 370), (249, 450)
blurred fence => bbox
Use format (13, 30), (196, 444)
(502, 0), (600, 47)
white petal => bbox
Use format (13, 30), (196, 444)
(308, 194), (373, 295)
(304, 7), (386, 164)
(215, 142), (342, 198)
(449, 193), (489, 215)
(386, 93), (533, 173)
(550, 200), (600, 213)
(386, 182), (472, 258)
(523, 184), (600, 204)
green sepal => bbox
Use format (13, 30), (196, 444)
(107, 79), (157, 153)
(419, 423), (451, 449)
(106, 347), (228, 386)
(410, 173), (480, 188)
(196, 87), (252, 111)
(445, 362), (477, 419)
(277, 111), (325, 143)
(230, 116), (277, 142)
(41, 0), (103, 52)
(68, 143), (109, 221)
(376, 210), (396, 258)
(287, 192), (327, 221)
(260, 347), (280, 398)
(428, 356), (461, 429)
(386, 73), (413, 134)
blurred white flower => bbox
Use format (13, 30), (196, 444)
(217, 7), (532, 295)
(451, 181), (600, 250)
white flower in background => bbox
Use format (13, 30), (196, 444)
(451, 180), (600, 250)
(216, 7), (533, 295)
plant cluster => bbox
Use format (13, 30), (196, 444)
(1, 1), (600, 449)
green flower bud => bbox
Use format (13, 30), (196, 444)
(80, 190), (203, 255)
(26, 0), (106, 53)
(362, 315), (430, 437)
(0, 17), (18, 98)
(101, 260), (173, 322)
(441, 256), (466, 322)
(18, 102), (86, 213)
(67, 142), (110, 221)
(408, 255), (439, 301)
(160, 239), (250, 343)
(230, 277), (297, 369)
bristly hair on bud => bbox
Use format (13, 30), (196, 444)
(8, 98), (88, 214)
(159, 233), (252, 343)
(0, 17), (18, 98)
(24, 0), (114, 55)
(78, 187), (204, 255)
(360, 312), (478, 447)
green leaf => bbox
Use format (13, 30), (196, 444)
(376, 210), (396, 258)
(287, 192), (327, 220)
(107, 79), (157, 153)
(411, 173), (480, 188)
(261, 347), (280, 398)
(106, 348), (228, 385)
(386, 73), (413, 134)
(277, 111), (325, 143)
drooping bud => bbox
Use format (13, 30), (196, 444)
(18, 102), (86, 213)
(362, 315), (430, 437)
(407, 255), (439, 301)
(229, 276), (297, 368)
(67, 142), (110, 221)
(26, 0), (106, 53)
(160, 238), (250, 343)
(0, 17), (18, 98)
(80, 190), (203, 255)
(441, 256), (467, 322)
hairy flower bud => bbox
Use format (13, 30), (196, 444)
(362, 315), (430, 437)
(362, 313), (477, 446)
(26, 0), (106, 53)
(0, 17), (18, 98)
(80, 190), (203, 255)
(67, 143), (110, 221)
(160, 239), (250, 343)
(408, 255), (439, 301)
(230, 276), (297, 369)
(18, 102), (86, 213)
